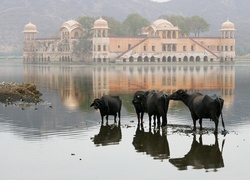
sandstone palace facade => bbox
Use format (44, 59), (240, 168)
(23, 17), (235, 63)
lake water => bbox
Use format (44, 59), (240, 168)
(0, 60), (250, 180)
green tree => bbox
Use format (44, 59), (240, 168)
(159, 15), (191, 37)
(189, 16), (210, 37)
(122, 13), (150, 36)
(77, 16), (96, 37)
(102, 16), (125, 36)
(72, 34), (92, 60)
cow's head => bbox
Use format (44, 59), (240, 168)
(132, 91), (145, 104)
(90, 98), (104, 110)
(169, 89), (187, 100)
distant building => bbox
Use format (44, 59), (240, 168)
(23, 20), (85, 62)
(23, 18), (235, 63)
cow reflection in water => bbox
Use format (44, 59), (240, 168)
(132, 124), (170, 160)
(93, 121), (122, 146)
(169, 134), (225, 171)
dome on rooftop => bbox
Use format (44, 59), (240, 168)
(152, 19), (174, 29)
(221, 19), (235, 31)
(23, 22), (37, 33)
(149, 19), (179, 32)
(93, 17), (108, 29)
(60, 20), (83, 32)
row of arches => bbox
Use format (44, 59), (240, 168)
(23, 56), (51, 62)
(94, 58), (108, 62)
(221, 57), (234, 61)
(123, 56), (211, 62)
(23, 56), (73, 62)
(59, 56), (73, 62)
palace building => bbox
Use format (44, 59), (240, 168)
(23, 17), (235, 63)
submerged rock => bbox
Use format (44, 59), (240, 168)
(0, 82), (42, 104)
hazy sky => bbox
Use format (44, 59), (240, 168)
(151, 0), (169, 2)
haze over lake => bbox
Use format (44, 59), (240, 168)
(0, 59), (250, 179)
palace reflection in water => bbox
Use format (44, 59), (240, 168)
(4, 61), (250, 179)
(23, 64), (235, 110)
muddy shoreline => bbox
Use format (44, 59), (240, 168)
(0, 82), (42, 104)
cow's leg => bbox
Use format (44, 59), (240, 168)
(136, 110), (140, 124)
(161, 114), (167, 126)
(199, 118), (203, 130)
(157, 115), (161, 128)
(153, 115), (156, 127)
(193, 120), (196, 131)
(114, 113), (117, 123)
(141, 112), (144, 125)
(138, 113), (141, 124)
(191, 113), (197, 131)
(158, 107), (167, 126)
(106, 115), (109, 124)
(118, 110), (121, 121)
(149, 115), (152, 128)
(101, 116), (104, 125)
(213, 117), (219, 134)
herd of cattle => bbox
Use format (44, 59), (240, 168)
(90, 89), (226, 134)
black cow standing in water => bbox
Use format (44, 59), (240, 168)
(132, 91), (146, 124)
(132, 90), (169, 127)
(169, 89), (225, 134)
(90, 95), (122, 124)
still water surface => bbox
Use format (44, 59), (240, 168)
(0, 60), (250, 179)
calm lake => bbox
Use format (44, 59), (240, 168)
(0, 59), (250, 180)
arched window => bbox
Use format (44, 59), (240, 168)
(162, 56), (166, 62)
(167, 31), (171, 38)
(150, 56), (155, 62)
(137, 56), (142, 62)
(74, 31), (79, 38)
(173, 56), (177, 62)
(102, 30), (107, 37)
(129, 56), (134, 62)
(98, 30), (101, 37)
(173, 31), (176, 38)
(204, 56), (208, 61)
(195, 56), (200, 61)
(163, 31), (166, 38)
(167, 56), (171, 62)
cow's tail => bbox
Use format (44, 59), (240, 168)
(216, 97), (225, 130)
(162, 92), (169, 125)
(221, 107), (225, 130)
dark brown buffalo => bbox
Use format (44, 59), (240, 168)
(169, 134), (225, 170)
(169, 89), (225, 134)
(132, 90), (169, 126)
(90, 95), (122, 124)
(132, 91), (146, 124)
(146, 90), (169, 126)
